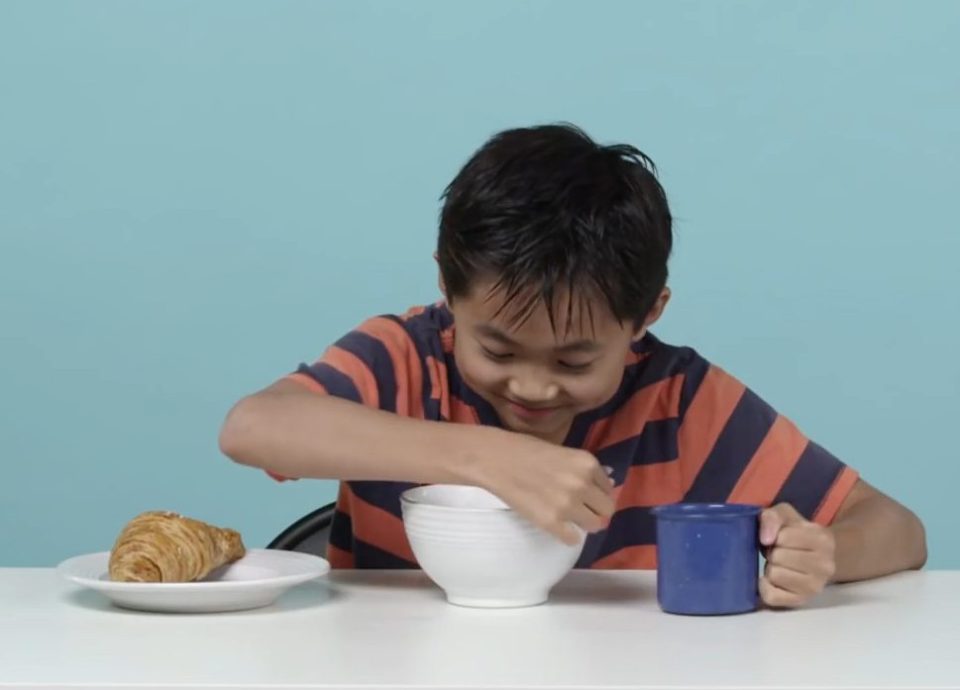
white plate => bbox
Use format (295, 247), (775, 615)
(57, 549), (330, 613)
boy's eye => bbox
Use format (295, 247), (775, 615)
(482, 347), (514, 362)
(558, 360), (593, 372)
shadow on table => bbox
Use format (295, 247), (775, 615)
(327, 569), (434, 590)
(551, 573), (653, 605)
(62, 580), (337, 616)
(794, 582), (883, 611)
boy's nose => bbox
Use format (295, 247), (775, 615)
(507, 377), (560, 404)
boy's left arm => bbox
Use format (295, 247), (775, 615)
(759, 480), (927, 608)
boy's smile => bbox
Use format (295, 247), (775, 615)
(448, 278), (658, 444)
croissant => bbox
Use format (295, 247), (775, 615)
(108, 511), (245, 582)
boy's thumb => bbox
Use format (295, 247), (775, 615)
(759, 503), (803, 546)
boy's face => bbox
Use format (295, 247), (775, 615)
(448, 278), (666, 445)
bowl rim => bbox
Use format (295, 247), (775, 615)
(400, 484), (513, 513)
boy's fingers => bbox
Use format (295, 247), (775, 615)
(767, 538), (836, 582)
(764, 564), (820, 597)
(572, 504), (606, 534)
(767, 546), (819, 573)
(759, 511), (783, 547)
(556, 521), (585, 546)
(759, 576), (805, 609)
(775, 523), (835, 552)
(593, 466), (615, 492)
(539, 514), (579, 545)
(584, 485), (616, 520)
(760, 503), (804, 546)
(601, 465), (616, 487)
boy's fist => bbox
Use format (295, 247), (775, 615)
(759, 503), (836, 608)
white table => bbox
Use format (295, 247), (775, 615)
(1, 568), (957, 689)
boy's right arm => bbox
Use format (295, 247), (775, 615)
(219, 379), (614, 544)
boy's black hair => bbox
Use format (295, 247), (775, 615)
(438, 123), (673, 332)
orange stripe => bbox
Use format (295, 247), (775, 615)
(591, 545), (657, 570)
(344, 485), (417, 563)
(440, 325), (455, 354)
(401, 305), (427, 320)
(583, 374), (682, 451)
(625, 350), (653, 367)
(285, 372), (328, 394)
(617, 461), (683, 509)
(356, 317), (425, 418)
(424, 355), (442, 401)
(677, 366), (745, 490)
(323, 345), (379, 408)
(812, 467), (860, 526)
(326, 544), (354, 569)
(727, 415), (808, 507)
(335, 482), (352, 517)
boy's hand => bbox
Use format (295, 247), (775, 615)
(758, 503), (836, 608)
(474, 430), (615, 545)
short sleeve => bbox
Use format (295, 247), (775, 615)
(286, 315), (428, 418)
(676, 359), (859, 526)
(266, 315), (430, 483)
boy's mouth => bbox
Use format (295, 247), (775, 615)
(505, 399), (562, 421)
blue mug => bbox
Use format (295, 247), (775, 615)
(651, 503), (761, 615)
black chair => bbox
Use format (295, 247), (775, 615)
(267, 502), (336, 556)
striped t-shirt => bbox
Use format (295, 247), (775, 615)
(279, 302), (858, 569)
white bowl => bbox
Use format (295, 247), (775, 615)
(400, 485), (584, 608)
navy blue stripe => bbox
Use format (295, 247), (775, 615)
(596, 418), (680, 481)
(583, 506), (657, 566)
(633, 332), (660, 355)
(348, 480), (416, 520)
(677, 351), (710, 422)
(564, 362), (646, 447)
(433, 303), (455, 330)
(381, 314), (441, 422)
(575, 531), (608, 569)
(328, 510), (354, 552)
(633, 342), (699, 389)
(353, 539), (418, 569)
(335, 330), (398, 412)
(565, 343), (697, 448)
(683, 388), (773, 504)
(423, 396), (443, 422)
(296, 363), (362, 403)
(773, 442), (845, 520)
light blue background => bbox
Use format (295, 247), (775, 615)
(1, 1), (957, 567)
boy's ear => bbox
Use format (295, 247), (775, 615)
(632, 287), (671, 341)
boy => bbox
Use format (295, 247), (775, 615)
(220, 124), (926, 608)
